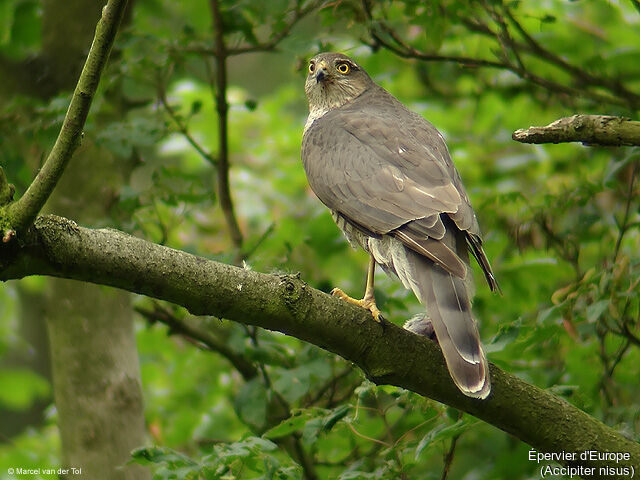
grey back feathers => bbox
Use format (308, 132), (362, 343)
(302, 52), (497, 399)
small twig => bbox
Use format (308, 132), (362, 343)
(307, 367), (354, 406)
(157, 84), (217, 166)
(513, 115), (640, 146)
(620, 322), (640, 347)
(613, 163), (638, 262)
(482, 1), (525, 70)
(291, 434), (320, 480)
(502, 4), (640, 109)
(375, 396), (407, 479)
(441, 434), (460, 480)
(346, 422), (391, 447)
(7, 0), (129, 233)
(227, 1), (323, 55)
(179, 1), (324, 57)
(242, 222), (275, 260)
(363, 1), (632, 108)
(135, 304), (258, 380)
(607, 340), (631, 378)
(394, 418), (437, 448)
(210, 0), (244, 253)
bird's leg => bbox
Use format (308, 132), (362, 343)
(331, 254), (383, 322)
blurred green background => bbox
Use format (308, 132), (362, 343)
(0, 1), (639, 478)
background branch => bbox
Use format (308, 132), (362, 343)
(209, 0), (244, 253)
(1, 214), (639, 478)
(512, 115), (640, 146)
(135, 304), (258, 380)
(5, 0), (129, 234)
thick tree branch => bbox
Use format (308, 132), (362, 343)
(1, 215), (639, 477)
(513, 115), (640, 146)
(5, 0), (128, 234)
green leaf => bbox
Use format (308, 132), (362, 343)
(131, 446), (198, 467)
(322, 404), (350, 432)
(415, 419), (475, 459)
(272, 359), (331, 404)
(586, 300), (609, 323)
(485, 319), (521, 353)
(234, 378), (268, 429)
(263, 409), (321, 439)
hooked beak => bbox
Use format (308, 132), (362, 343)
(315, 61), (329, 83)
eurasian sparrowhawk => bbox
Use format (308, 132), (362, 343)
(301, 52), (499, 399)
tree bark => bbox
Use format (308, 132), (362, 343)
(41, 141), (149, 480)
(0, 0), (149, 477)
(1, 215), (638, 479)
(512, 115), (640, 146)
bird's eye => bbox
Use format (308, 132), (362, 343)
(308, 62), (315, 74)
(336, 62), (350, 74)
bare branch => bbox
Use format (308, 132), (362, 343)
(513, 115), (640, 146)
(226, 1), (324, 55)
(6, 0), (129, 234)
(135, 304), (258, 380)
(501, 5), (640, 109)
(1, 214), (639, 477)
(157, 85), (217, 167)
(614, 163), (638, 261)
(362, 1), (636, 109)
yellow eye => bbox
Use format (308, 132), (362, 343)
(308, 62), (315, 73)
(336, 62), (350, 74)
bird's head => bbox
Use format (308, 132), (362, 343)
(304, 52), (372, 116)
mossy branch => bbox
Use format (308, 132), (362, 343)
(512, 115), (640, 146)
(0, 167), (15, 206)
(1, 214), (638, 478)
(5, 0), (128, 234)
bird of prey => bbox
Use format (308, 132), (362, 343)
(301, 52), (499, 399)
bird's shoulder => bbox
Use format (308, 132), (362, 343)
(304, 85), (454, 184)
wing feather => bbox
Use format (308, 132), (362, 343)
(302, 84), (496, 285)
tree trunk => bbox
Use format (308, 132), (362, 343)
(36, 1), (149, 477)
(46, 279), (147, 479)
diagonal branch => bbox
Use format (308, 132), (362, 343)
(226, 0), (324, 55)
(512, 115), (640, 146)
(1, 214), (639, 478)
(5, 0), (129, 234)
(157, 85), (218, 167)
(135, 304), (258, 380)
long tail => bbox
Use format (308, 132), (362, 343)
(367, 237), (491, 398)
(407, 249), (490, 399)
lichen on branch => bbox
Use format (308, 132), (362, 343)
(512, 114), (640, 146)
(5, 0), (129, 235)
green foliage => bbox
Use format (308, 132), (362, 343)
(1, 0), (639, 478)
(0, 368), (49, 410)
(132, 438), (301, 480)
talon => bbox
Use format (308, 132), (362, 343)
(331, 287), (384, 323)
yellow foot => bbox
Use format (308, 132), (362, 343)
(331, 287), (384, 322)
